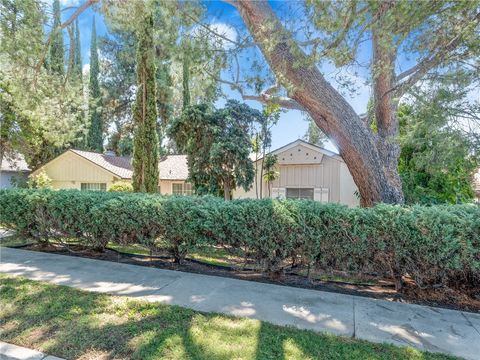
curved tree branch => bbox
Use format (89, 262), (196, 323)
(33, 0), (99, 85)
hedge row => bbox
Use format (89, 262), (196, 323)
(1, 189), (479, 290)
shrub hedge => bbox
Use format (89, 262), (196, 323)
(1, 189), (479, 290)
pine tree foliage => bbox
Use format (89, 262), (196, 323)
(132, 14), (159, 193)
(48, 0), (64, 75)
(1, 0), (83, 168)
(87, 18), (103, 152)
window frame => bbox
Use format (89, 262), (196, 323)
(80, 183), (107, 191)
(171, 182), (193, 196)
(286, 187), (314, 200)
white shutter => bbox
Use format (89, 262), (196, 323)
(321, 188), (329, 202)
(314, 188), (329, 203)
(272, 187), (286, 199)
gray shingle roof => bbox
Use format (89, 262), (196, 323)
(70, 150), (188, 181)
(1, 153), (30, 172)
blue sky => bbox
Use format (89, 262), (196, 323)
(59, 0), (375, 152)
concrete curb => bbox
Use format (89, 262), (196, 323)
(0, 341), (65, 360)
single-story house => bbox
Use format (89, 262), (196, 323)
(0, 153), (30, 189)
(31, 149), (191, 195)
(233, 140), (359, 206)
(31, 139), (359, 206)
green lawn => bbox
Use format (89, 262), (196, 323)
(0, 275), (454, 360)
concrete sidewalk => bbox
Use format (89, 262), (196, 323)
(0, 247), (479, 360)
(0, 341), (64, 360)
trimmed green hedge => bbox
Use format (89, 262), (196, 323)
(1, 189), (479, 290)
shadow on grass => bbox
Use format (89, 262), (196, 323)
(0, 276), (452, 360)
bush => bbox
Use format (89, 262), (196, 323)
(27, 170), (52, 189)
(0, 189), (479, 290)
(108, 182), (133, 192)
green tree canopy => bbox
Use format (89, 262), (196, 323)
(168, 100), (259, 200)
(398, 89), (478, 204)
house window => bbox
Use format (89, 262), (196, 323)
(286, 188), (314, 200)
(81, 183), (107, 191)
(172, 182), (193, 196)
(183, 182), (193, 195)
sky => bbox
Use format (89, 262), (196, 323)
(59, 0), (375, 153)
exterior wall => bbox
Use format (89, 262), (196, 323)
(233, 143), (360, 206)
(339, 162), (360, 206)
(474, 169), (480, 203)
(159, 180), (187, 195)
(38, 151), (118, 190)
(0, 171), (28, 189)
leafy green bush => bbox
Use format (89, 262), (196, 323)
(108, 182), (133, 192)
(27, 170), (52, 189)
(0, 189), (478, 290)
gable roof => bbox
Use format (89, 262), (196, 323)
(1, 153), (30, 172)
(34, 140), (342, 182)
(254, 139), (343, 162)
(70, 149), (133, 179)
(36, 149), (189, 181)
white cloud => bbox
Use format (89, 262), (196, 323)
(82, 64), (90, 75)
(60, 0), (81, 6)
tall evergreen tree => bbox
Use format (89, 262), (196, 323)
(87, 18), (103, 152)
(49, 0), (64, 75)
(156, 61), (173, 154)
(73, 19), (82, 80)
(182, 42), (190, 111)
(132, 15), (159, 193)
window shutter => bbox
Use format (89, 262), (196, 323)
(314, 188), (329, 202)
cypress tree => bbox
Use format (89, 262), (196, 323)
(132, 15), (159, 193)
(49, 0), (64, 75)
(73, 19), (82, 80)
(182, 42), (190, 110)
(87, 18), (103, 152)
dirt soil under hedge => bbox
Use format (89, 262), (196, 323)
(16, 243), (480, 313)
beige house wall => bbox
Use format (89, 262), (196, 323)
(35, 151), (188, 194)
(159, 180), (187, 195)
(36, 151), (119, 190)
(233, 143), (359, 206)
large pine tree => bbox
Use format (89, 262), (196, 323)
(132, 15), (159, 193)
(49, 0), (64, 75)
(87, 18), (103, 152)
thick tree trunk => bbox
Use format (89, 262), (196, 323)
(229, 0), (404, 206)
